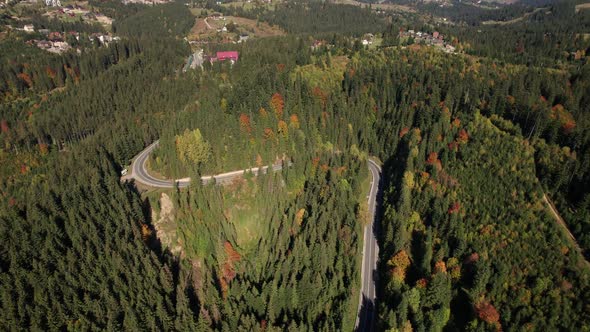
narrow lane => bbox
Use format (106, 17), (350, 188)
(356, 159), (382, 332)
(128, 140), (283, 188)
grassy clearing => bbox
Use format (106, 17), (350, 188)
(221, 0), (281, 11)
(221, 177), (265, 252)
(482, 6), (549, 25)
(331, 0), (415, 13)
(291, 55), (349, 92)
(368, 36), (383, 50)
(187, 14), (284, 41)
(189, 7), (211, 17)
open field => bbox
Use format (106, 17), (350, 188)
(188, 14), (284, 41)
(482, 6), (549, 25)
(221, 0), (282, 11)
(189, 7), (211, 16)
(331, 0), (415, 13)
(42, 4), (113, 29)
(227, 15), (284, 37)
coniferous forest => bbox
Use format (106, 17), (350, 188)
(1, 0), (590, 330)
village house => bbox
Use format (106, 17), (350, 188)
(48, 31), (63, 41)
(444, 44), (456, 53)
(36, 40), (52, 49)
(33, 39), (70, 53)
(209, 51), (239, 64)
(311, 39), (326, 51)
(23, 24), (34, 32)
(399, 28), (456, 54)
(362, 33), (375, 46)
(48, 41), (70, 53)
(210, 13), (224, 20)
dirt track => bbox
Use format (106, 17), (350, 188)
(543, 194), (590, 268)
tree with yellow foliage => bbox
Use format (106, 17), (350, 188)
(175, 129), (211, 166)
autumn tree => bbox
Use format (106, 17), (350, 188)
(475, 300), (501, 329)
(239, 113), (252, 134)
(175, 129), (211, 166)
(278, 120), (289, 137)
(289, 114), (300, 129)
(270, 93), (285, 118)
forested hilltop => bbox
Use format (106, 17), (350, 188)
(1, 0), (590, 330)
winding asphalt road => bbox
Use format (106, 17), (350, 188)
(129, 140), (283, 188)
(356, 159), (381, 332)
(127, 142), (382, 330)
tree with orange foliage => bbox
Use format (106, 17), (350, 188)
(141, 223), (152, 242)
(457, 129), (469, 144)
(562, 120), (576, 133)
(550, 104), (576, 134)
(263, 128), (274, 140)
(289, 114), (300, 129)
(416, 278), (428, 289)
(399, 127), (410, 138)
(388, 250), (411, 269)
(219, 242), (241, 298)
(426, 152), (439, 165)
(295, 208), (305, 226)
(434, 261), (447, 273)
(312, 156), (320, 168)
(46, 66), (56, 79)
(270, 93), (284, 118)
(1, 120), (8, 134)
(224, 241), (241, 262)
(38, 143), (48, 155)
(426, 152), (443, 171)
(464, 252), (479, 264)
(17, 73), (33, 88)
(388, 250), (411, 282)
(448, 202), (461, 214)
(391, 267), (406, 283)
(239, 113), (252, 134)
(312, 86), (328, 108)
(506, 95), (515, 105)
(475, 300), (501, 326)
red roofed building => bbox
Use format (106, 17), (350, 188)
(216, 51), (238, 62)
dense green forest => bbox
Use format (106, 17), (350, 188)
(215, 1), (386, 36)
(1, 0), (590, 330)
(445, 0), (590, 67)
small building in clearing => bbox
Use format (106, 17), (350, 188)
(216, 51), (239, 62)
